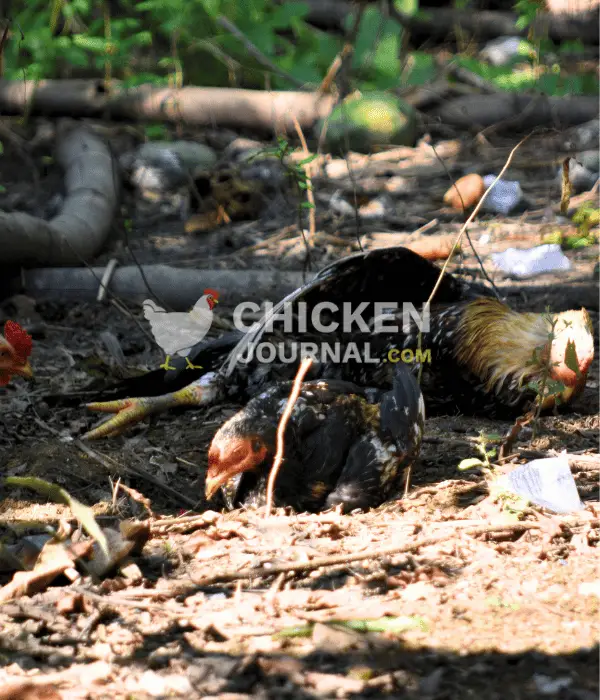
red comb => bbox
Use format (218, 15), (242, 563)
(4, 321), (33, 361)
(203, 288), (220, 298)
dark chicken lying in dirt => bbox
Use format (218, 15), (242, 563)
(82, 247), (595, 510)
(206, 364), (424, 512)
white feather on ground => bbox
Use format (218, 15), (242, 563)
(143, 297), (213, 356)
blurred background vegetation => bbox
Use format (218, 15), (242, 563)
(5, 0), (598, 98)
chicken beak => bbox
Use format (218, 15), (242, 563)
(205, 472), (228, 501)
(14, 360), (33, 380)
(205, 435), (267, 501)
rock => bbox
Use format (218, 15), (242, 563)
(564, 119), (599, 151)
(480, 36), (524, 66)
(123, 140), (217, 193)
(576, 150), (600, 176)
(556, 157), (598, 194)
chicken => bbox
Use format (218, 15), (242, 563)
(206, 362), (424, 512)
(0, 321), (33, 386)
(142, 289), (219, 371)
(82, 247), (594, 442)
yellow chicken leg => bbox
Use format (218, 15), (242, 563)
(160, 355), (177, 371)
(185, 356), (203, 370)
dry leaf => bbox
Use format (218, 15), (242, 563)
(0, 683), (62, 700)
(443, 174), (485, 210)
(405, 234), (459, 261)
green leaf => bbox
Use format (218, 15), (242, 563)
(72, 35), (110, 53)
(4, 476), (109, 558)
(564, 339), (582, 379)
(269, 2), (309, 29)
(301, 201), (315, 209)
(298, 153), (318, 165)
(336, 615), (427, 633)
(458, 458), (485, 471)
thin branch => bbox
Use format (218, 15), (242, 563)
(265, 357), (314, 516)
(216, 15), (308, 89)
(428, 141), (501, 300)
(424, 133), (532, 311)
(192, 522), (539, 586)
(292, 114), (316, 240)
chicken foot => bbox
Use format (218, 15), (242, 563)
(83, 374), (220, 439)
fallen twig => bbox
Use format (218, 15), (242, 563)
(292, 114), (317, 242)
(191, 522), (539, 586)
(265, 357), (314, 516)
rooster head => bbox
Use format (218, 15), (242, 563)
(203, 289), (220, 310)
(0, 321), (33, 386)
(548, 308), (594, 388)
(205, 409), (274, 501)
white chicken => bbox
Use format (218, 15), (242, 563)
(143, 289), (219, 370)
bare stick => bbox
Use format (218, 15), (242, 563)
(265, 357), (314, 516)
(192, 522), (539, 586)
(425, 133), (532, 310)
(292, 114), (316, 240)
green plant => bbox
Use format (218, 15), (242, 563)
(524, 311), (585, 433)
(258, 136), (317, 211)
(572, 202), (600, 241)
(5, 0), (441, 92)
(458, 431), (501, 472)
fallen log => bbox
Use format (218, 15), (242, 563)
(299, 0), (600, 44)
(0, 123), (118, 265)
(436, 93), (599, 131)
(8, 265), (306, 309)
(0, 81), (335, 135)
(392, 6), (599, 44)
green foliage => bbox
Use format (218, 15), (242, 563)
(514, 0), (544, 30)
(454, 53), (598, 96)
(4, 0), (433, 91)
(257, 137), (315, 213)
(4, 0), (595, 97)
(572, 203), (600, 240)
(322, 94), (417, 153)
(458, 431), (501, 471)
(4, 476), (109, 558)
(275, 615), (427, 638)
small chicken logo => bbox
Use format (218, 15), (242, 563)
(142, 289), (219, 370)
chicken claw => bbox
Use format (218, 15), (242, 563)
(185, 357), (203, 370)
(83, 379), (219, 440)
(160, 355), (177, 371)
(83, 397), (162, 439)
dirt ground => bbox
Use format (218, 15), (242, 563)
(0, 120), (598, 699)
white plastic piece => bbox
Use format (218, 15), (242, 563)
(500, 452), (584, 514)
(490, 244), (571, 278)
(481, 175), (523, 215)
